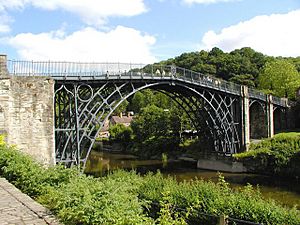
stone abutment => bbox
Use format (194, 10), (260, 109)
(0, 55), (55, 165)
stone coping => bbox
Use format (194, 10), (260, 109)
(0, 177), (61, 225)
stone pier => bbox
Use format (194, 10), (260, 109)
(241, 85), (250, 151)
(0, 55), (55, 165)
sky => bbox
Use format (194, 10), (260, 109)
(0, 0), (299, 63)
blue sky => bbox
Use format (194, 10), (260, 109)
(0, 0), (299, 63)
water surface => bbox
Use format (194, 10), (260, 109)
(85, 150), (300, 209)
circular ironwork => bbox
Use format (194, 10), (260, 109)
(77, 84), (93, 102)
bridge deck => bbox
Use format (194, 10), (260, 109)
(6, 60), (287, 107)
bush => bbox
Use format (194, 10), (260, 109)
(0, 137), (299, 225)
(39, 171), (152, 225)
(138, 173), (300, 225)
(109, 124), (133, 143)
(0, 142), (152, 224)
(234, 132), (300, 177)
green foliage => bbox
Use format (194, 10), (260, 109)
(229, 74), (255, 87)
(1, 137), (299, 225)
(139, 172), (300, 225)
(113, 99), (129, 115)
(0, 142), (79, 198)
(109, 123), (133, 145)
(155, 191), (187, 225)
(156, 47), (300, 98)
(130, 102), (191, 157)
(131, 105), (170, 141)
(234, 133), (300, 176)
(0, 142), (152, 225)
(129, 89), (175, 114)
(159, 47), (267, 86)
(258, 59), (300, 99)
(39, 171), (152, 225)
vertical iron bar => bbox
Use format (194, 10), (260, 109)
(74, 85), (81, 167)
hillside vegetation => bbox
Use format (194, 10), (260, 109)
(156, 47), (300, 99)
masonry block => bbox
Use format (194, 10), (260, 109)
(0, 76), (55, 165)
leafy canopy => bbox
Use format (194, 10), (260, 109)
(258, 59), (300, 98)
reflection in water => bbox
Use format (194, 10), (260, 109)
(85, 150), (300, 209)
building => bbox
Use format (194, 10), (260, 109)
(98, 112), (134, 138)
(98, 119), (110, 138)
(110, 113), (134, 127)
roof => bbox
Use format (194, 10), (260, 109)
(111, 115), (133, 124)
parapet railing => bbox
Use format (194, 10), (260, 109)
(248, 88), (267, 101)
(248, 88), (289, 107)
(6, 60), (288, 106)
(7, 60), (242, 95)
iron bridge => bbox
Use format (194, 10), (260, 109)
(7, 60), (288, 167)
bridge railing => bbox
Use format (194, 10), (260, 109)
(248, 88), (267, 101)
(7, 60), (242, 94)
(272, 96), (288, 107)
(6, 60), (287, 106)
(174, 66), (241, 95)
(7, 60), (146, 77)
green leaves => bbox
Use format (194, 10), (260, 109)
(39, 173), (152, 225)
(109, 123), (133, 144)
(0, 136), (300, 225)
(138, 172), (300, 225)
(234, 132), (300, 177)
(258, 59), (300, 99)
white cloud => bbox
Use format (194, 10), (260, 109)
(7, 26), (157, 63)
(183, 0), (239, 5)
(0, 23), (10, 33)
(199, 10), (300, 57)
(0, 0), (147, 26)
(0, 13), (12, 33)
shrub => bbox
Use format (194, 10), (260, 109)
(0, 136), (299, 225)
(234, 132), (300, 177)
(138, 173), (300, 225)
(39, 172), (152, 225)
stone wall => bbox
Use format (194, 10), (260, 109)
(0, 76), (55, 165)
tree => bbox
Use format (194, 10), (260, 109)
(129, 89), (156, 114)
(130, 92), (146, 113)
(131, 105), (170, 142)
(258, 59), (300, 99)
(229, 74), (255, 87)
(113, 99), (129, 115)
(109, 124), (133, 144)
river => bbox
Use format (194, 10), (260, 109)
(85, 150), (300, 209)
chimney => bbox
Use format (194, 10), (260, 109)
(127, 111), (134, 117)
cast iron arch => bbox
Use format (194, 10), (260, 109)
(54, 80), (241, 167)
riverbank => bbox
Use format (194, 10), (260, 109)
(85, 149), (300, 209)
(1, 137), (299, 224)
(234, 132), (300, 179)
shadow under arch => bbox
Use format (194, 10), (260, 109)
(249, 100), (267, 139)
(274, 107), (286, 133)
(54, 80), (241, 168)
